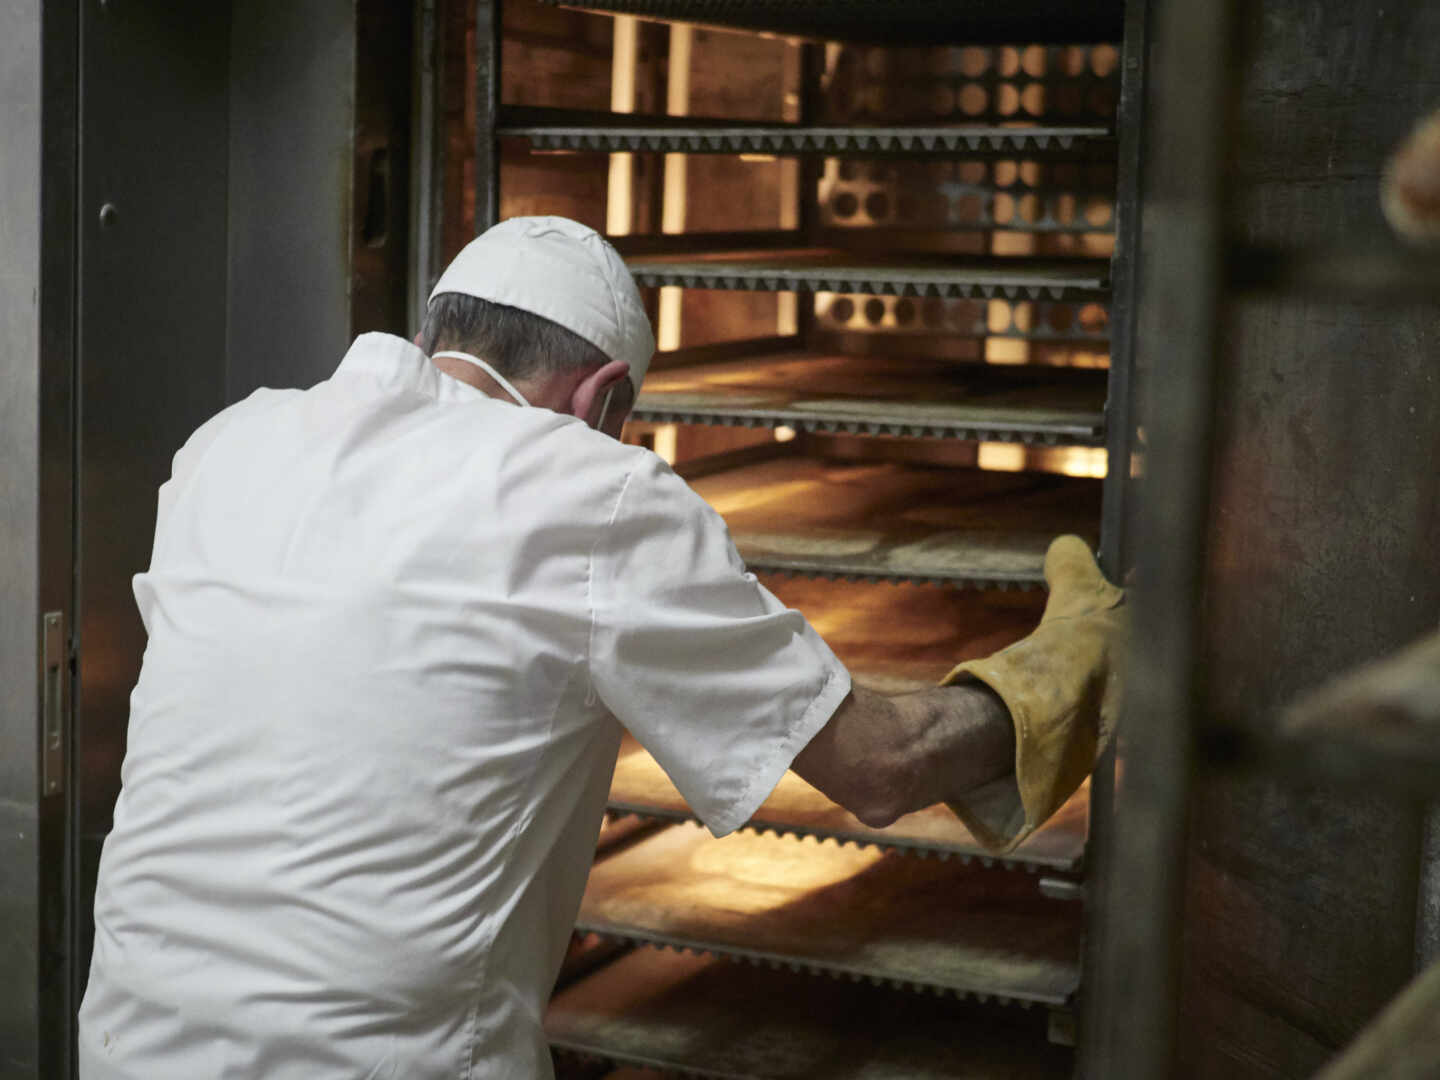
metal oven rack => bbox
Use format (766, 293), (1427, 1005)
(466, 1), (1146, 1074)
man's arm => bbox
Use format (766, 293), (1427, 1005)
(794, 536), (1127, 852)
(791, 681), (1014, 829)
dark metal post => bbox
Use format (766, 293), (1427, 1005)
(1098, 0), (1148, 580)
(474, 0), (502, 231)
(410, 0), (443, 332)
(1086, 0), (1236, 1075)
(1080, 0), (1149, 1069)
(791, 43), (825, 349)
(3, 1), (80, 1075)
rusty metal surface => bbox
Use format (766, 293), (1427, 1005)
(1168, 3), (1440, 1077)
(625, 251), (1111, 299)
(1080, 0), (1147, 1069)
(609, 735), (1087, 871)
(687, 457), (1102, 586)
(635, 353), (1107, 444)
(1226, 245), (1440, 304)
(1083, 0), (1232, 1072)
(547, 948), (1074, 1078)
(578, 821), (1081, 1004)
(1207, 631), (1440, 797)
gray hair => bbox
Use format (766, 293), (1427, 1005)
(419, 293), (612, 383)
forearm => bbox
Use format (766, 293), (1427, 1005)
(791, 681), (1015, 828)
(891, 680), (1015, 816)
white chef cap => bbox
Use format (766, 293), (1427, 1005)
(428, 216), (656, 395)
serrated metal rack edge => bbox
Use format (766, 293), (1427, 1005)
(738, 559), (1047, 589)
(549, 1043), (730, 1080)
(630, 405), (1106, 445)
(602, 804), (1082, 873)
(501, 124), (1112, 156)
(624, 266), (1109, 299)
(570, 924), (1074, 1008)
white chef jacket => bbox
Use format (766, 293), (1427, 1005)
(77, 332), (850, 1079)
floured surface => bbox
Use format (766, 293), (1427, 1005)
(578, 821), (1080, 1003)
(609, 735), (1087, 869)
(764, 575), (1045, 690)
(691, 457), (1101, 582)
(637, 353), (1106, 439)
(547, 948), (1074, 1079)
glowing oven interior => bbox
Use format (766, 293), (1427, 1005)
(436, 4), (1126, 1073)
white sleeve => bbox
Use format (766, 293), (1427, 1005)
(588, 452), (852, 836)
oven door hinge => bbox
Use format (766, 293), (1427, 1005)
(41, 610), (67, 796)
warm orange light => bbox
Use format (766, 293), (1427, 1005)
(652, 423), (678, 465)
(977, 443), (1027, 472)
(605, 16), (638, 236)
(977, 444), (1109, 478)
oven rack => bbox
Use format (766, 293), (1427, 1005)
(752, 574), (1047, 695)
(546, 949), (1075, 1079)
(608, 735), (1088, 873)
(471, 6), (1145, 1075)
(498, 106), (1112, 156)
(683, 456), (1102, 587)
(623, 252), (1111, 300)
(634, 352), (1107, 445)
(575, 820), (1081, 1006)
(539, 0), (1123, 47)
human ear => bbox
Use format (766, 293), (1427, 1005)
(569, 359), (630, 429)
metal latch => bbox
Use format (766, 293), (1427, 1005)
(42, 611), (65, 795)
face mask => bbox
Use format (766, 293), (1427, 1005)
(431, 351), (530, 407)
(433, 350), (618, 433)
(594, 386), (616, 432)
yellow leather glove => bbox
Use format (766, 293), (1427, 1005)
(941, 535), (1128, 853)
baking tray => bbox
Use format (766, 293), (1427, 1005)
(499, 109), (1110, 156)
(624, 251), (1110, 300)
(547, 947), (1074, 1078)
(608, 734), (1088, 871)
(635, 352), (1107, 444)
(577, 821), (1081, 1004)
(687, 457), (1103, 586)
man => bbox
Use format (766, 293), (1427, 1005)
(78, 216), (1124, 1078)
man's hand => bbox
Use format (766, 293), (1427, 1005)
(942, 535), (1127, 852)
(791, 535), (1126, 851)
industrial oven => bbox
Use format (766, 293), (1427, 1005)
(419, 0), (1143, 1074)
(7, 2), (1440, 1078)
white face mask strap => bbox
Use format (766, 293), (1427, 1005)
(595, 385), (615, 432)
(431, 351), (531, 408)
